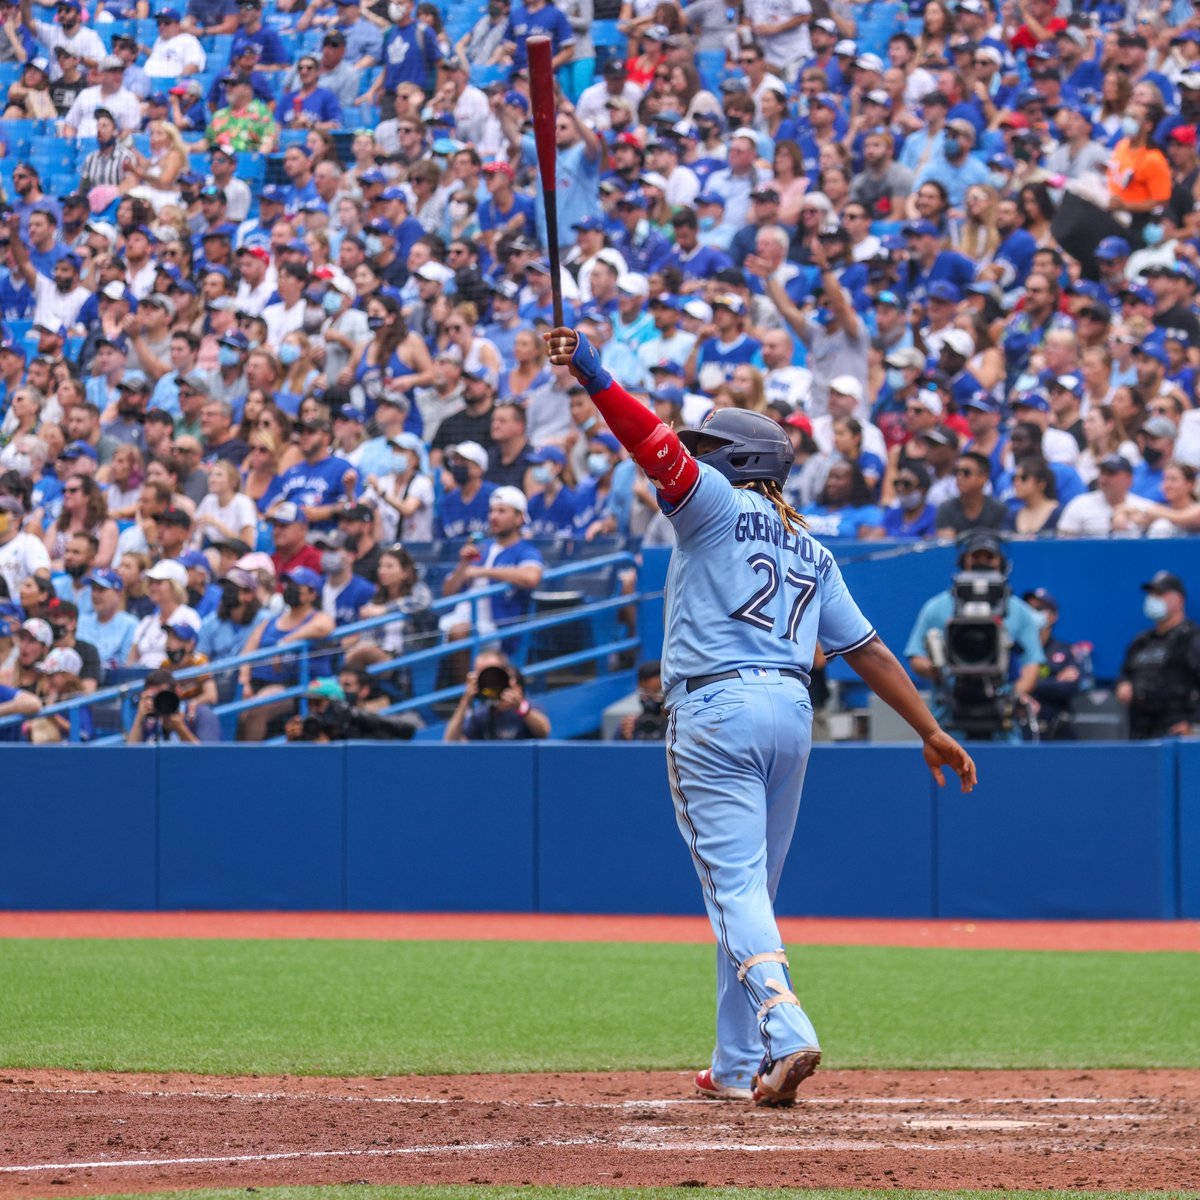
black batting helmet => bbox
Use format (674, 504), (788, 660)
(678, 407), (794, 487)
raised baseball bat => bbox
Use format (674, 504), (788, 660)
(527, 34), (564, 328)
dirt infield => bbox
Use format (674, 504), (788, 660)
(2, 911), (1198, 951)
(1, 1067), (1198, 1194)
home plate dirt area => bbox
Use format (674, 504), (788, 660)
(1, 1067), (1198, 1194)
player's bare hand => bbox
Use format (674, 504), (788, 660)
(923, 729), (976, 793)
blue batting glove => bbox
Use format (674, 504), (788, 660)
(570, 330), (613, 394)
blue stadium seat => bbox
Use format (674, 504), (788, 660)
(8, 319), (32, 346)
(135, 17), (159, 44)
(469, 64), (507, 90)
(237, 151), (266, 183)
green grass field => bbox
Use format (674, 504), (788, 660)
(1, 938), (1196, 1075)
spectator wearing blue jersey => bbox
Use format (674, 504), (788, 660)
(690, 294), (762, 390)
(437, 440), (496, 539)
(479, 160), (536, 257)
(377, 0), (440, 102)
(881, 463), (937, 540)
(230, 0), (290, 70)
(270, 416), (356, 531)
(663, 208), (733, 288)
(572, 431), (632, 540)
(502, 0), (575, 71)
(525, 446), (578, 537)
(312, 530), (374, 625)
(276, 56), (344, 131)
(801, 460), (884, 540)
(441, 484), (544, 650)
(903, 220), (976, 303)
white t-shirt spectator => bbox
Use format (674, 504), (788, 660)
(30, 19), (104, 77)
(764, 364), (813, 412)
(144, 32), (206, 77)
(664, 163), (701, 209)
(1056, 490), (1153, 536)
(33, 274), (90, 332)
(193, 491), (258, 548)
(63, 85), (142, 136)
(742, 0), (812, 72)
(0, 532), (50, 599)
(575, 79), (644, 130)
(453, 84), (491, 146)
(262, 298), (306, 349)
(129, 605), (201, 667)
(812, 413), (887, 462)
(235, 274), (276, 317)
(363, 472), (435, 544)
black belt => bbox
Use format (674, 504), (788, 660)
(685, 667), (808, 693)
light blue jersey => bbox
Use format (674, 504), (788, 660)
(661, 464), (876, 696)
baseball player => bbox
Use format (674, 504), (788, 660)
(545, 326), (977, 1107)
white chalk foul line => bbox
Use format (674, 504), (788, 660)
(0, 1137), (601, 1174)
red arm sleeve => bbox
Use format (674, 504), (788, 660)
(589, 380), (699, 504)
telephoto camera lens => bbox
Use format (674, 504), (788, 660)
(152, 689), (181, 717)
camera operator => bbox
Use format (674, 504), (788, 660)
(284, 678), (420, 742)
(444, 648), (551, 742)
(617, 660), (668, 741)
(904, 532), (1045, 740)
(126, 668), (220, 744)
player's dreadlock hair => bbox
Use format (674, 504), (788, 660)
(734, 480), (807, 535)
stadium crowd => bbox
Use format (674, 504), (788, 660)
(0, 0), (1199, 740)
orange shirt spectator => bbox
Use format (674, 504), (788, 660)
(1108, 142), (1171, 210)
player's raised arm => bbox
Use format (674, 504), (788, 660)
(546, 327), (699, 505)
(841, 636), (977, 792)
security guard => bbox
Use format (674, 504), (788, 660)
(1116, 572), (1200, 739)
(1022, 587), (1093, 737)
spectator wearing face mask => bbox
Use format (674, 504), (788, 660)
(197, 565), (266, 661)
(881, 462), (936, 539)
(312, 529), (373, 625)
(572, 431), (632, 541)
(525, 446), (578, 537)
(1117, 571), (1200, 739)
(160, 620), (218, 715)
(438, 440), (495, 539)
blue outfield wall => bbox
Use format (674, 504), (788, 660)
(1, 741), (1194, 918)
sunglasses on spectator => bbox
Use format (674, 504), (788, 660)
(893, 478), (918, 491)
(395, 125), (417, 133)
(1013, 472), (1029, 481)
(63, 485), (83, 494)
(445, 321), (467, 331)
(954, 466), (978, 476)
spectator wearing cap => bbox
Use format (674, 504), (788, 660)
(22, 0), (104, 78)
(77, 566), (136, 669)
(61, 52), (140, 137)
(478, 161), (536, 259)
(196, 564), (265, 661)
(525, 445), (577, 536)
(610, 191), (672, 277)
(689, 292), (762, 391)
(902, 219), (976, 307)
(232, 569), (323, 741)
(1117, 571), (1200, 739)
(571, 430), (632, 539)
(305, 527), (372, 626)
(576, 58), (643, 129)
(1130, 415), (1177, 502)
(360, 431), (435, 544)
(611, 272), (654, 349)
(144, 8), (205, 78)
(912, 117), (988, 208)
(812, 374), (885, 461)
(3, 615), (52, 692)
(265, 500), (320, 582)
(126, 558), (200, 667)
(442, 482), (543, 645)
(1058, 453), (1154, 537)
(203, 147), (250, 225)
(636, 296), (696, 375)
(25, 643), (91, 741)
(6, 215), (89, 332)
(271, 416), (355, 531)
(438, 440), (495, 538)
(206, 73), (279, 153)
(1020, 586), (1092, 736)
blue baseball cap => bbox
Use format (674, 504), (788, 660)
(218, 329), (250, 351)
(179, 550), (212, 574)
(282, 566), (323, 591)
(616, 188), (648, 208)
(161, 621), (199, 641)
(876, 290), (901, 307)
(927, 280), (961, 303)
(590, 432), (621, 453)
(1122, 284), (1155, 306)
(1135, 341), (1169, 366)
(961, 390), (999, 413)
(695, 191), (726, 207)
(358, 169), (388, 186)
(527, 445), (566, 465)
(504, 90), (530, 113)
(260, 184), (289, 204)
(649, 358), (684, 374)
(651, 385), (685, 408)
(156, 7), (182, 19)
(903, 219), (939, 237)
(578, 303), (613, 324)
(1013, 390), (1050, 412)
(85, 568), (122, 591)
(1096, 236), (1130, 260)
(378, 186), (407, 203)
(572, 215), (605, 232)
(987, 152), (1015, 170)
(147, 91), (169, 106)
(335, 404), (363, 422)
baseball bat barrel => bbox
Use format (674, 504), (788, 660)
(527, 34), (564, 327)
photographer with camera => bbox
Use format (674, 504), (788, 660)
(284, 678), (420, 742)
(617, 660), (668, 741)
(126, 668), (220, 744)
(904, 532), (1045, 741)
(444, 648), (550, 742)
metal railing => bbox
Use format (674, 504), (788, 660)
(0, 552), (640, 744)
